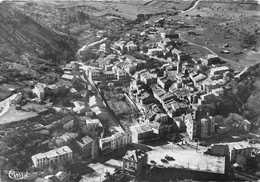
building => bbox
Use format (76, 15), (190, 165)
(140, 71), (157, 85)
(113, 66), (128, 80)
(200, 54), (221, 66)
(88, 68), (102, 80)
(242, 119), (251, 132)
(228, 142), (253, 164)
(31, 146), (73, 168)
(210, 66), (230, 76)
(86, 118), (101, 131)
(147, 48), (163, 57)
(130, 124), (154, 143)
(184, 113), (198, 140)
(126, 41), (138, 51)
(172, 49), (190, 62)
(52, 171), (70, 182)
(207, 142), (253, 165)
(75, 135), (93, 159)
(161, 29), (178, 39)
(36, 171), (70, 182)
(91, 106), (109, 121)
(10, 92), (23, 106)
(157, 77), (172, 90)
(32, 83), (46, 101)
(61, 74), (76, 82)
(123, 150), (148, 177)
(72, 101), (86, 114)
(199, 92), (216, 104)
(200, 116), (215, 138)
(99, 131), (132, 155)
(189, 72), (207, 87)
(206, 144), (229, 157)
(59, 132), (78, 143)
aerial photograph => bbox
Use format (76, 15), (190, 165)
(0, 0), (260, 181)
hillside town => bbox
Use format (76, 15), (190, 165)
(0, 0), (260, 181)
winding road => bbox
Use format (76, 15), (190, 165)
(178, 0), (246, 68)
(178, 33), (245, 67)
(181, 0), (202, 14)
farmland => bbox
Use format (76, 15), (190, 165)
(179, 1), (260, 67)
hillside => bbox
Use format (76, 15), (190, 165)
(0, 2), (78, 80)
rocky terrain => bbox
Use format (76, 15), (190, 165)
(0, 2), (78, 82)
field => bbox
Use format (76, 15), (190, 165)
(0, 108), (38, 125)
(179, 1), (260, 67)
(147, 0), (193, 10)
(22, 0), (192, 20)
(110, 101), (131, 114)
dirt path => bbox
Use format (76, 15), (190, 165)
(178, 33), (245, 67)
(181, 0), (202, 14)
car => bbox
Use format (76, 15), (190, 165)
(150, 160), (156, 164)
(157, 165), (164, 168)
(161, 159), (168, 163)
(165, 155), (175, 161)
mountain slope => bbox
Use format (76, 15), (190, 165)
(0, 2), (78, 78)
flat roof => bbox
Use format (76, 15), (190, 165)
(45, 150), (59, 158)
(61, 74), (74, 80)
(218, 141), (253, 150)
(210, 66), (229, 72)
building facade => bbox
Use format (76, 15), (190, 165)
(99, 131), (132, 155)
(123, 150), (148, 177)
(31, 146), (73, 168)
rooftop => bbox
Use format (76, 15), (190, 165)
(32, 146), (72, 160)
(217, 141), (253, 150)
(140, 71), (157, 80)
(78, 135), (93, 146)
(123, 150), (147, 162)
(61, 73), (74, 80)
(131, 124), (153, 134)
(210, 66), (230, 72)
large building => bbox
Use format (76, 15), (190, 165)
(75, 135), (93, 159)
(130, 124), (154, 143)
(99, 131), (132, 155)
(123, 150), (148, 177)
(207, 142), (254, 165)
(200, 116), (215, 138)
(184, 113), (198, 140)
(31, 146), (73, 168)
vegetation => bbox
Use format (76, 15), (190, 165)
(216, 64), (260, 128)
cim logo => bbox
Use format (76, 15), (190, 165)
(7, 169), (29, 180)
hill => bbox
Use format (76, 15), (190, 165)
(0, 2), (78, 80)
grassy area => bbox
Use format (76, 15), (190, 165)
(0, 108), (38, 125)
(178, 1), (260, 67)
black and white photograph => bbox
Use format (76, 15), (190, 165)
(0, 0), (260, 181)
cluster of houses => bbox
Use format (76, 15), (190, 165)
(27, 13), (259, 182)
(71, 19), (234, 144)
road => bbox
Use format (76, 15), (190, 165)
(234, 60), (260, 79)
(181, 0), (201, 14)
(178, 33), (245, 67)
(178, 0), (245, 68)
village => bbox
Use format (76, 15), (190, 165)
(0, 0), (260, 181)
(0, 12), (259, 181)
